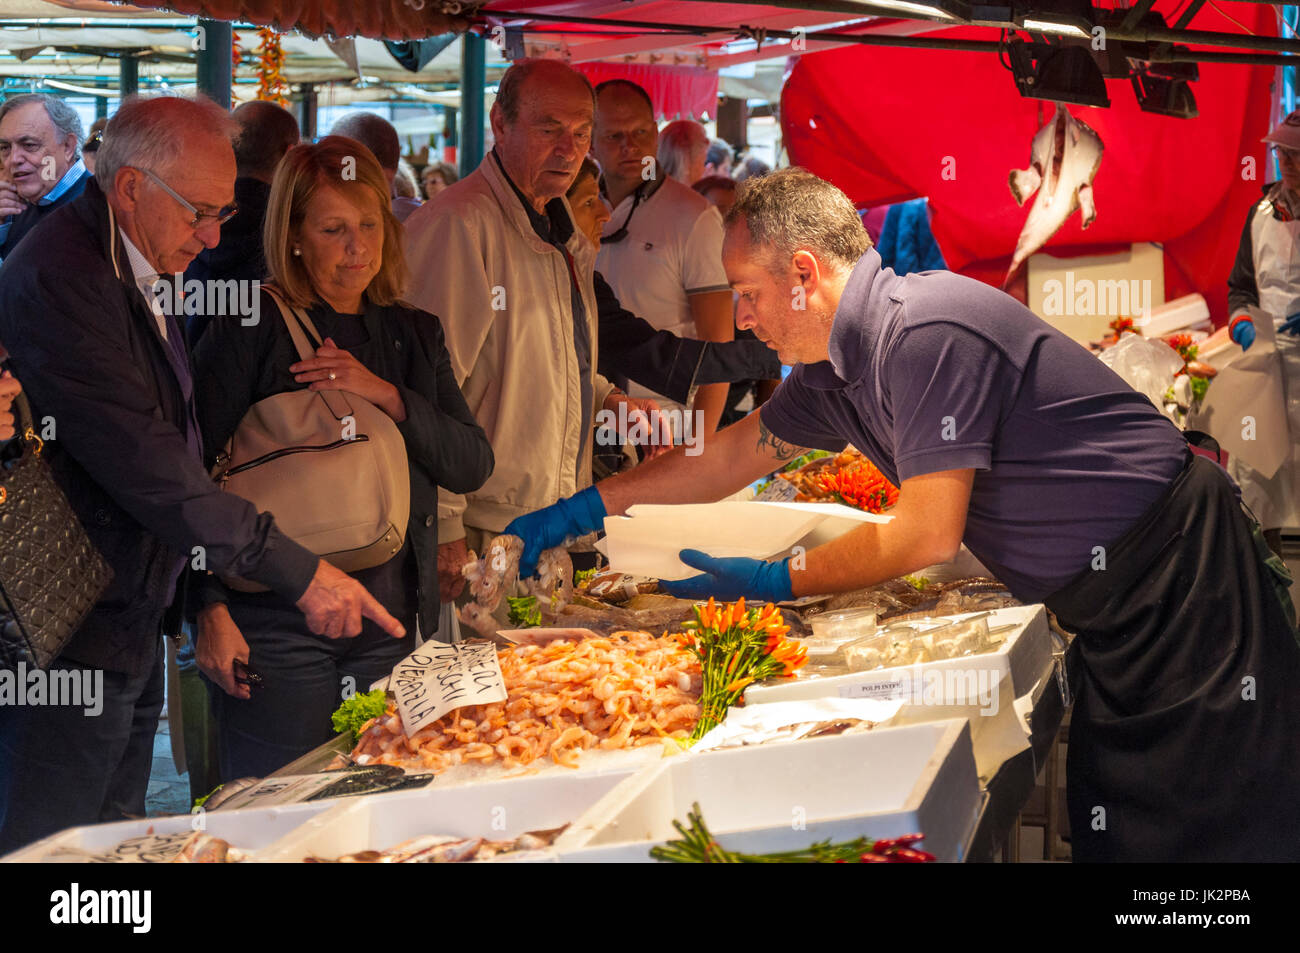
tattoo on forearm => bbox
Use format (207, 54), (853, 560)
(757, 418), (809, 463)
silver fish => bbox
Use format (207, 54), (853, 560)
(1005, 104), (1104, 287)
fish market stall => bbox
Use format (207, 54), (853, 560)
(1, 446), (1065, 864)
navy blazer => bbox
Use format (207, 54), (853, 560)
(0, 166), (92, 260)
(0, 178), (318, 676)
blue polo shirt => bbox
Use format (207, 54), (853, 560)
(760, 249), (1187, 601)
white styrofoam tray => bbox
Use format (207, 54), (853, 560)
(744, 604), (1052, 710)
(599, 500), (889, 580)
(255, 769), (637, 862)
(2, 800), (335, 863)
(554, 718), (981, 863)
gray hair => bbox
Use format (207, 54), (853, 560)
(96, 94), (238, 188)
(495, 59), (594, 124)
(657, 120), (708, 183)
(726, 167), (871, 272)
(0, 93), (85, 160)
(330, 112), (399, 171)
(706, 137), (733, 169)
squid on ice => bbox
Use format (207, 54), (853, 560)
(1004, 104), (1104, 287)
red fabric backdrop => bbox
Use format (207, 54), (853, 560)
(781, 6), (1275, 323)
(576, 63), (720, 121)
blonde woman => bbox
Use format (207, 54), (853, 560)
(192, 137), (493, 779)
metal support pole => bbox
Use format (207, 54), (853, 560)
(297, 82), (318, 140)
(716, 97), (747, 153)
(119, 53), (138, 98)
(459, 33), (486, 179)
(195, 18), (232, 109)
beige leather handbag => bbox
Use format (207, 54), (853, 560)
(213, 289), (410, 592)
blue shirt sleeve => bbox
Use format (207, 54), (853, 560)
(757, 365), (850, 453)
(884, 322), (1011, 480)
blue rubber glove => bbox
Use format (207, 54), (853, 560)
(1231, 317), (1257, 350)
(504, 485), (607, 579)
(660, 549), (794, 603)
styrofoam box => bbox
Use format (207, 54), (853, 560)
(554, 718), (980, 863)
(256, 769), (636, 862)
(2, 800), (335, 863)
(744, 604), (1052, 706)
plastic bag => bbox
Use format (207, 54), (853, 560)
(1097, 333), (1184, 413)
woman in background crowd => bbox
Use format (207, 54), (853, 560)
(421, 160), (458, 200)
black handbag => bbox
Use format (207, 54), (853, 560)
(0, 392), (113, 670)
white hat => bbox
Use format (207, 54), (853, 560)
(1263, 109), (1300, 150)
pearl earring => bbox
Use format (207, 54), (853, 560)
(293, 247), (301, 256)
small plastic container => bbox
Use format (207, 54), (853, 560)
(809, 607), (878, 643)
(926, 617), (991, 660)
(844, 629), (932, 672)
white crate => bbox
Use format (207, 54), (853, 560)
(555, 718), (980, 863)
(2, 800), (334, 863)
(745, 604), (1052, 709)
(256, 769), (636, 862)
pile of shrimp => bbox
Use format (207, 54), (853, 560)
(352, 631), (702, 772)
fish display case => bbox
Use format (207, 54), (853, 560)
(1, 800), (336, 863)
(553, 719), (982, 863)
(255, 769), (638, 862)
(748, 604), (1055, 707)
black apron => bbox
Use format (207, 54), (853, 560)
(1045, 452), (1300, 862)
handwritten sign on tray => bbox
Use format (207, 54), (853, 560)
(392, 640), (507, 735)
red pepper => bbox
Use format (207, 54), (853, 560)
(858, 852), (891, 863)
(884, 847), (935, 863)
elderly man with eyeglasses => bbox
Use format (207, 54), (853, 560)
(1211, 109), (1300, 557)
(0, 95), (403, 852)
(0, 93), (94, 261)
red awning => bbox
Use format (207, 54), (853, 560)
(54, 0), (470, 40)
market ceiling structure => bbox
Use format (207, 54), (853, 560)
(2, 1), (1294, 104)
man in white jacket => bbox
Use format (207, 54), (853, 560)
(404, 59), (649, 597)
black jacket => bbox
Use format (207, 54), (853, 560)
(184, 176), (272, 343)
(0, 178), (320, 676)
(594, 270), (781, 404)
(0, 166), (92, 260)
(1228, 181), (1282, 318)
(193, 290), (493, 636)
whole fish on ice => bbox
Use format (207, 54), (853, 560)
(1004, 104), (1104, 287)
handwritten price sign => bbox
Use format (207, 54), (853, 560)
(392, 640), (507, 735)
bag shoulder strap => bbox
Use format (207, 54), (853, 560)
(262, 286), (354, 421)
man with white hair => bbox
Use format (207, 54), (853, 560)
(0, 93), (92, 259)
(657, 119), (709, 186)
(0, 95), (402, 851)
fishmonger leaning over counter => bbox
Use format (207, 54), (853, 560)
(506, 168), (1300, 863)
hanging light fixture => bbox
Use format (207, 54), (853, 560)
(851, 0), (971, 21)
(1007, 38), (1111, 107)
(1015, 0), (1097, 38)
(1131, 58), (1199, 118)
